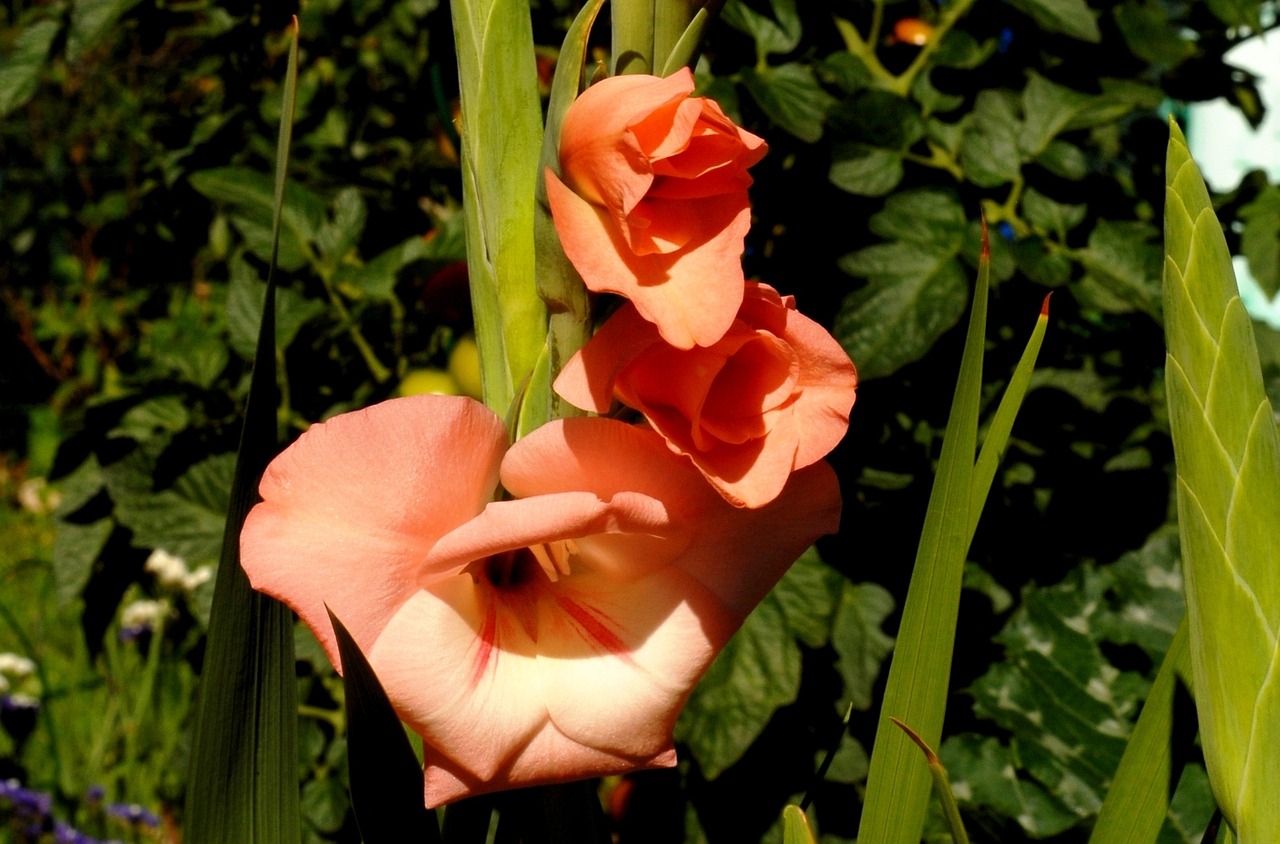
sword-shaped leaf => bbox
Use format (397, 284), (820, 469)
(330, 609), (439, 843)
(183, 18), (301, 843)
(1163, 120), (1280, 842)
(859, 229), (1049, 842)
(1089, 620), (1192, 843)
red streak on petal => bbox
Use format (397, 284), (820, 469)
(469, 600), (498, 688)
(555, 595), (634, 662)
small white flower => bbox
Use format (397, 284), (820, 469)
(182, 565), (213, 591)
(145, 549), (188, 585)
(0, 654), (35, 679)
(120, 600), (171, 631)
(16, 478), (61, 515)
(0, 675), (9, 694)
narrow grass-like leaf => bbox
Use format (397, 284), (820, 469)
(890, 718), (970, 844)
(857, 227), (988, 843)
(1089, 620), (1191, 844)
(658, 0), (727, 75)
(969, 294), (1050, 539)
(450, 0), (546, 418)
(329, 609), (439, 843)
(1164, 120), (1280, 841)
(183, 18), (301, 843)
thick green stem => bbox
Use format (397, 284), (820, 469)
(612, 0), (654, 74)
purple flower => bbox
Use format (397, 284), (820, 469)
(106, 801), (159, 827)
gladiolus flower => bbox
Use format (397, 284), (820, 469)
(545, 68), (767, 349)
(555, 282), (858, 509)
(240, 395), (839, 805)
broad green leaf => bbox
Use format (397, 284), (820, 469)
(1239, 186), (1280, 299)
(226, 256), (325, 359)
(1015, 238), (1074, 287)
(0, 20), (59, 117)
(835, 252), (968, 380)
(679, 593), (801, 779)
(1066, 79), (1164, 131)
(315, 186), (368, 264)
(109, 396), (191, 441)
(958, 526), (1188, 839)
(942, 735), (1080, 838)
(739, 63), (834, 143)
(1005, 0), (1101, 41)
(1164, 121), (1280, 841)
(836, 191), (971, 379)
(184, 23), (300, 842)
(51, 518), (113, 606)
(770, 547), (846, 648)
(1202, 0), (1262, 28)
(830, 582), (895, 711)
(67, 0), (142, 62)
(1036, 139), (1089, 180)
(857, 230), (987, 844)
(959, 91), (1023, 188)
(1019, 73), (1091, 157)
(829, 145), (903, 197)
(1089, 622), (1191, 844)
(112, 453), (234, 566)
(450, 0), (546, 418)
(335, 236), (433, 301)
(1076, 220), (1163, 318)
(1113, 0), (1196, 68)
(189, 167), (326, 272)
(679, 553), (843, 778)
(721, 0), (801, 58)
(1023, 188), (1087, 238)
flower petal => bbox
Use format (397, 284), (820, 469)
(371, 581), (545, 783)
(240, 395), (506, 667)
(537, 565), (735, 757)
(546, 170), (747, 349)
(423, 723), (675, 807)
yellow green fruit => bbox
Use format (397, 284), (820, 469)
(397, 368), (461, 397)
(448, 335), (484, 400)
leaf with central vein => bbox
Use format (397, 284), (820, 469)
(1163, 121), (1280, 841)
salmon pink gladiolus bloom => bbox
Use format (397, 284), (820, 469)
(240, 395), (839, 806)
(555, 282), (858, 509)
(545, 68), (767, 350)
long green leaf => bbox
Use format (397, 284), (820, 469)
(1089, 620), (1191, 844)
(183, 18), (301, 843)
(330, 609), (439, 843)
(969, 294), (1050, 537)
(1164, 120), (1280, 842)
(857, 228), (988, 843)
(449, 0), (546, 419)
(859, 234), (1049, 841)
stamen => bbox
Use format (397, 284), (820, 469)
(528, 544), (560, 583)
